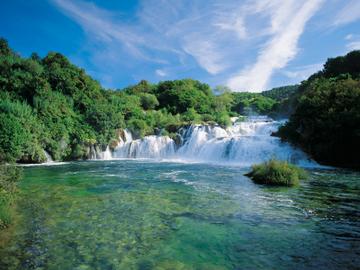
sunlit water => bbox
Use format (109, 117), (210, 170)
(1, 160), (359, 269)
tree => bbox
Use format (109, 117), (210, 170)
(0, 38), (12, 56)
(278, 77), (360, 168)
(139, 93), (159, 110)
(0, 113), (27, 162)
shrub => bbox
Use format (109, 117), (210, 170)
(139, 93), (159, 110)
(181, 108), (201, 123)
(245, 159), (307, 186)
(215, 111), (231, 127)
(201, 114), (214, 122)
(127, 119), (153, 138)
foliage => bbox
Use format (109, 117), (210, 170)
(214, 111), (231, 127)
(278, 77), (360, 167)
(181, 108), (201, 124)
(278, 50), (360, 168)
(0, 98), (45, 163)
(231, 92), (277, 115)
(245, 159), (307, 186)
(262, 85), (299, 101)
(154, 79), (214, 114)
(127, 119), (152, 138)
(139, 93), (159, 110)
(0, 165), (22, 229)
(322, 50), (360, 79)
(0, 38), (277, 163)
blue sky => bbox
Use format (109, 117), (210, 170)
(1, 0), (360, 92)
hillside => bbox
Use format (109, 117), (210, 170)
(277, 50), (360, 168)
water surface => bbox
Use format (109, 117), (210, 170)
(1, 160), (359, 269)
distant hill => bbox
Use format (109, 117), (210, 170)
(261, 85), (299, 101)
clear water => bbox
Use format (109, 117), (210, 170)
(1, 160), (359, 269)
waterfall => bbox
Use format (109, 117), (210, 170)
(90, 145), (112, 160)
(101, 146), (112, 160)
(43, 150), (54, 163)
(104, 118), (317, 166)
(113, 130), (175, 159)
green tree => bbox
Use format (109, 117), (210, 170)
(139, 93), (159, 110)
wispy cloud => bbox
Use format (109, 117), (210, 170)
(51, 0), (347, 91)
(52, 0), (169, 65)
(183, 39), (227, 75)
(347, 41), (360, 51)
(344, 33), (360, 52)
(333, 0), (360, 26)
(282, 63), (323, 80)
(227, 0), (323, 92)
(155, 69), (167, 77)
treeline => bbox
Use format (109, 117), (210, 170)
(277, 50), (360, 168)
(0, 38), (290, 164)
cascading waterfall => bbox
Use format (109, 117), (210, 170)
(102, 117), (316, 166)
(43, 150), (54, 163)
(113, 132), (175, 159)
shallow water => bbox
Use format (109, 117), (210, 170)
(1, 160), (359, 269)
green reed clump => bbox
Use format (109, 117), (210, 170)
(245, 159), (307, 186)
(0, 165), (22, 229)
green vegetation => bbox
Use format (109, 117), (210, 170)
(262, 85), (299, 101)
(277, 50), (360, 168)
(229, 85), (299, 117)
(1, 38), (302, 164)
(2, 36), (359, 169)
(0, 165), (22, 229)
(231, 92), (277, 115)
(0, 38), (242, 163)
(245, 159), (307, 186)
(262, 85), (300, 117)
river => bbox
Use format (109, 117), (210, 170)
(0, 160), (359, 269)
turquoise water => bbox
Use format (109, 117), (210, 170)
(1, 160), (360, 269)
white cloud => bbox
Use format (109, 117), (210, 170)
(155, 69), (167, 77)
(334, 0), (360, 26)
(213, 15), (247, 40)
(227, 0), (323, 92)
(347, 41), (360, 51)
(345, 34), (354, 40)
(183, 39), (227, 75)
(52, 0), (330, 91)
(52, 0), (166, 64)
(345, 34), (360, 51)
(282, 63), (323, 80)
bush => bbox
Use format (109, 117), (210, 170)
(215, 111), (231, 127)
(127, 119), (153, 138)
(245, 159), (307, 186)
(181, 108), (201, 123)
(139, 93), (159, 110)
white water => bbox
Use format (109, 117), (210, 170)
(101, 117), (317, 167)
(43, 150), (54, 163)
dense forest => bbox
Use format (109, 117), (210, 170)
(0, 38), (288, 164)
(277, 51), (360, 168)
